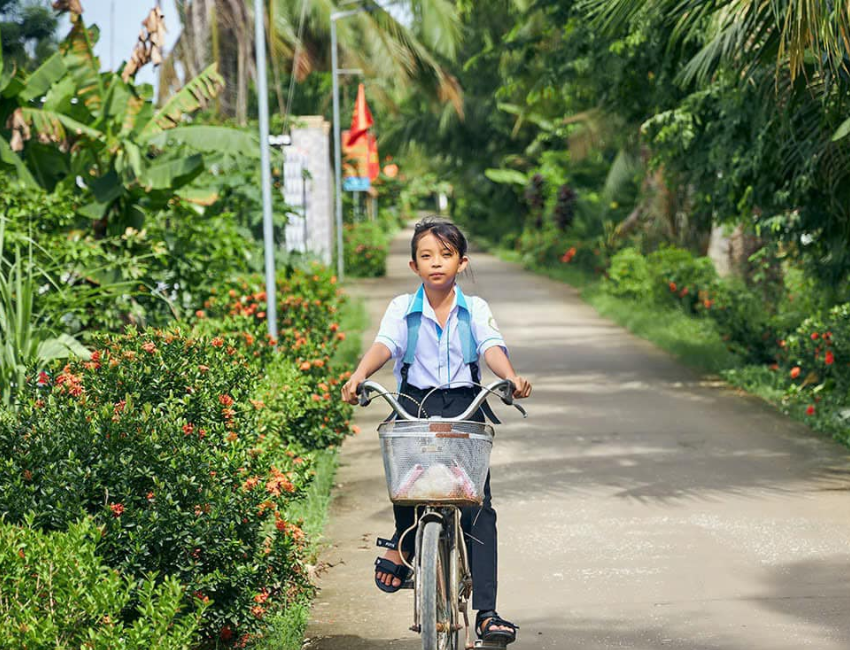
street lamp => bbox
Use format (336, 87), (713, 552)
(330, 9), (361, 282)
(254, 0), (278, 340)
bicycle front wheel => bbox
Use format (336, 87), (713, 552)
(419, 520), (456, 650)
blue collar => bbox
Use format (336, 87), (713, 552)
(406, 284), (469, 317)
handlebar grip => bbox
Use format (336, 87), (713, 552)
(356, 383), (370, 407)
(500, 380), (517, 405)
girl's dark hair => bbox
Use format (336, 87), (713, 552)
(410, 217), (468, 261)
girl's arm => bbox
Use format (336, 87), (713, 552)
(483, 346), (532, 398)
(340, 343), (393, 404)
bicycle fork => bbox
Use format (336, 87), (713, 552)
(411, 506), (471, 646)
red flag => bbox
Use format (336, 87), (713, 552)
(347, 84), (374, 146)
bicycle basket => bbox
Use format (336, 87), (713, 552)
(377, 419), (494, 506)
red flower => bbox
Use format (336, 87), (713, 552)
(219, 394), (234, 407)
(679, 287), (689, 297)
(195, 310), (206, 319)
(183, 423), (195, 436)
(37, 371), (50, 386)
(769, 363), (779, 371)
(790, 366), (801, 379)
(825, 351), (835, 365)
(300, 361), (312, 371)
(142, 342), (157, 354)
(806, 405), (815, 416)
(211, 337), (224, 348)
(110, 503), (124, 517)
(669, 281), (677, 292)
(811, 332), (820, 340)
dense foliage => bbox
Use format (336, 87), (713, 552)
(344, 221), (389, 278)
(0, 266), (355, 647)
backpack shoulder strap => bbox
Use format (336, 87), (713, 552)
(403, 293), (421, 366)
(456, 306), (477, 366)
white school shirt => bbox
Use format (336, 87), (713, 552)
(375, 284), (508, 389)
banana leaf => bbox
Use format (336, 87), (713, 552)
(140, 64), (224, 139)
(18, 52), (68, 103)
(0, 138), (37, 187)
(145, 125), (259, 156)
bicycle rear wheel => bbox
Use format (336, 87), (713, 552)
(420, 520), (456, 650)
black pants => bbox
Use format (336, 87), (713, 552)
(392, 384), (498, 612)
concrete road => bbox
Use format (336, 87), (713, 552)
(304, 227), (850, 650)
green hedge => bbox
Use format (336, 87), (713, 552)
(0, 516), (202, 650)
(0, 265), (355, 648)
(343, 222), (389, 278)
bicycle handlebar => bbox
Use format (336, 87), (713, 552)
(356, 379), (528, 422)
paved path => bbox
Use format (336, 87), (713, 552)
(304, 227), (850, 650)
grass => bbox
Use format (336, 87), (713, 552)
(252, 295), (366, 650)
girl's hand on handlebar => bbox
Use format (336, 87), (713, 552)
(507, 375), (532, 399)
(341, 373), (366, 405)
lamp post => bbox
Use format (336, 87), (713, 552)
(254, 0), (278, 339)
(330, 9), (362, 282)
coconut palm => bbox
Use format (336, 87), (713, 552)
(160, 0), (463, 124)
(582, 0), (850, 83)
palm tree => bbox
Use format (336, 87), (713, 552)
(160, 0), (463, 124)
(583, 0), (850, 83)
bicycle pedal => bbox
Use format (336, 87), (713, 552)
(400, 578), (414, 590)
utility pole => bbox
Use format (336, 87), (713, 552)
(254, 0), (278, 340)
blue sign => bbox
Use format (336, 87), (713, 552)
(343, 177), (371, 192)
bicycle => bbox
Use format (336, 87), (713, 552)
(357, 378), (527, 650)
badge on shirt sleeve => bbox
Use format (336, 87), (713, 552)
(488, 316), (500, 332)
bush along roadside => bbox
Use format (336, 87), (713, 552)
(343, 221), (389, 278)
(0, 264), (357, 648)
(509, 235), (850, 447)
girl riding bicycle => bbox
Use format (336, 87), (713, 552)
(341, 217), (531, 646)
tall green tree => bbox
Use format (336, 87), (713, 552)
(0, 0), (57, 71)
(160, 0), (464, 124)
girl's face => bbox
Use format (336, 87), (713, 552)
(409, 232), (468, 290)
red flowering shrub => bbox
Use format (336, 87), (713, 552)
(343, 222), (388, 277)
(0, 327), (315, 646)
(780, 304), (850, 394)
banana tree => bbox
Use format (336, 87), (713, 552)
(1, 14), (256, 236)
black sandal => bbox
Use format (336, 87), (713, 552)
(374, 535), (410, 593)
(476, 610), (519, 645)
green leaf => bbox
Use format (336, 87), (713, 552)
(145, 126), (259, 157)
(37, 334), (91, 363)
(0, 138), (37, 188)
(140, 64), (224, 139)
(89, 170), (123, 204)
(19, 107), (104, 144)
(831, 117), (850, 142)
(0, 28), (12, 94)
(139, 154), (204, 190)
(78, 200), (110, 220)
(484, 168), (528, 185)
(19, 53), (68, 103)
(59, 20), (103, 115)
